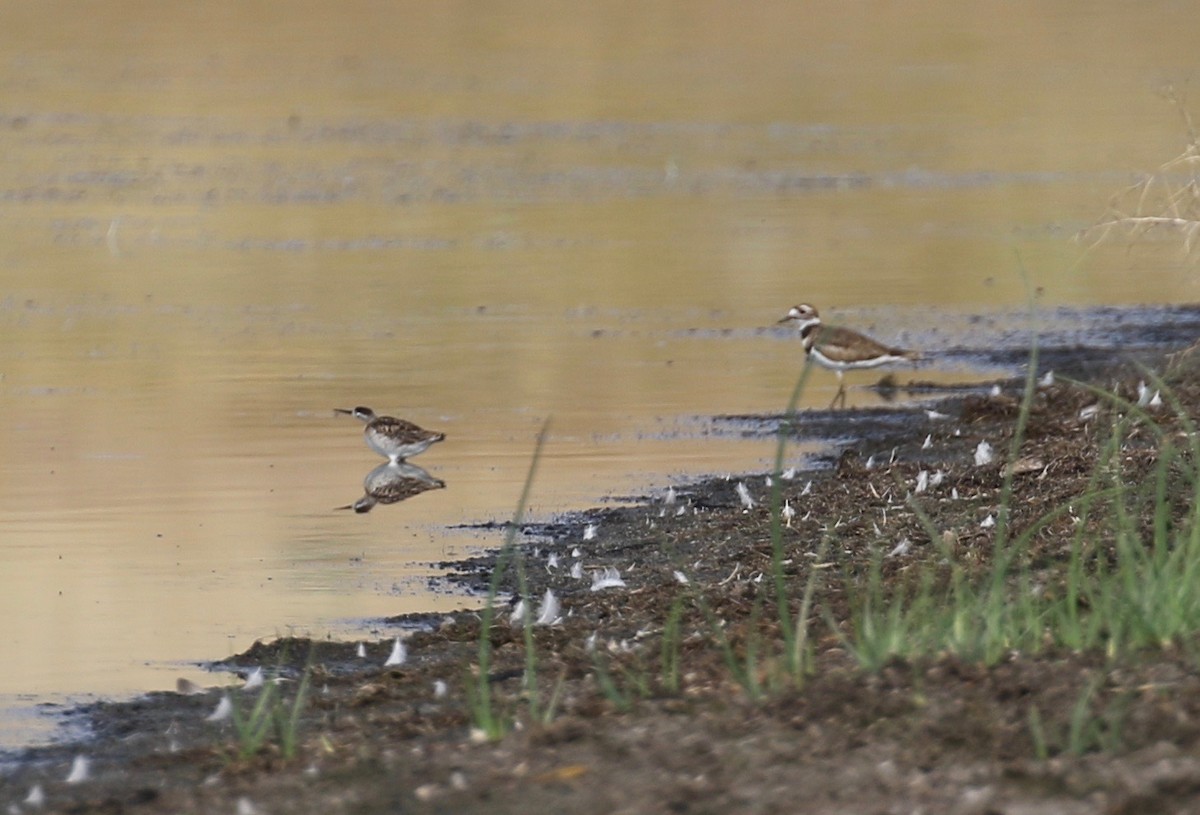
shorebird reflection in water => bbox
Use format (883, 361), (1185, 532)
(777, 303), (920, 409)
(338, 461), (446, 514)
(335, 406), (445, 463)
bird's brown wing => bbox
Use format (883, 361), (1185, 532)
(812, 325), (911, 363)
(372, 416), (443, 443)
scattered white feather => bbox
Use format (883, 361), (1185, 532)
(764, 475), (773, 488)
(590, 566), (627, 592)
(800, 480), (812, 496)
(546, 552), (559, 570)
(24, 784), (44, 807)
(952, 487), (960, 500)
(782, 467), (797, 480)
(735, 481), (755, 509)
(583, 523), (597, 541)
(509, 598), (527, 624)
(571, 547), (582, 558)
(888, 538), (911, 557)
(922, 433), (932, 450)
(433, 679), (448, 699)
(925, 409), (950, 421)
(384, 636), (407, 667)
(782, 500), (796, 527)
(673, 570), (689, 584)
(1079, 404), (1100, 420)
(206, 695), (233, 722)
(242, 667), (264, 690)
(585, 631), (599, 652)
(872, 521), (882, 536)
(989, 384), (1002, 397)
(665, 486), (677, 505)
(534, 589), (562, 626)
(930, 470), (946, 487)
(974, 440), (994, 467)
(675, 504), (687, 516)
(1136, 381), (1162, 408)
(865, 455), (876, 470)
(914, 470), (929, 494)
(1039, 370), (1055, 387)
(356, 642), (366, 659)
(236, 797), (259, 815)
(65, 755), (90, 784)
(570, 560), (584, 579)
(981, 514), (996, 529)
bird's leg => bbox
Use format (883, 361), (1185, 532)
(829, 371), (847, 410)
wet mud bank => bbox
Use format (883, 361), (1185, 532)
(6, 334), (1200, 813)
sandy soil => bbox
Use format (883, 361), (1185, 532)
(6, 344), (1200, 814)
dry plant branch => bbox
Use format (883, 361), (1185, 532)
(1077, 88), (1200, 259)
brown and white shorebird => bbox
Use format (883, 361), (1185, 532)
(777, 304), (920, 408)
(335, 406), (446, 462)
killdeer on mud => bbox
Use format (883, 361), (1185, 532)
(777, 304), (920, 408)
(336, 406), (445, 462)
(337, 461), (445, 513)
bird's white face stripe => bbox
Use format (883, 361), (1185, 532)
(780, 304), (822, 332)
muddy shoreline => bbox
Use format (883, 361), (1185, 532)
(6, 337), (1200, 813)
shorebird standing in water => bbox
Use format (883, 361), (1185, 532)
(335, 406), (446, 463)
(777, 303), (920, 409)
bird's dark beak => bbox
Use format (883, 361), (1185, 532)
(334, 408), (353, 415)
(776, 316), (793, 325)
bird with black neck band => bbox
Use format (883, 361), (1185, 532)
(777, 304), (919, 409)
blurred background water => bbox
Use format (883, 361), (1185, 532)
(2, 0), (1198, 748)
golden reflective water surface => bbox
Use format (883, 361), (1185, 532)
(2, 1), (1198, 745)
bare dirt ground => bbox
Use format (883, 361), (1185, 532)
(6, 343), (1200, 815)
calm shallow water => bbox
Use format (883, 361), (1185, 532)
(2, 1), (1199, 749)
